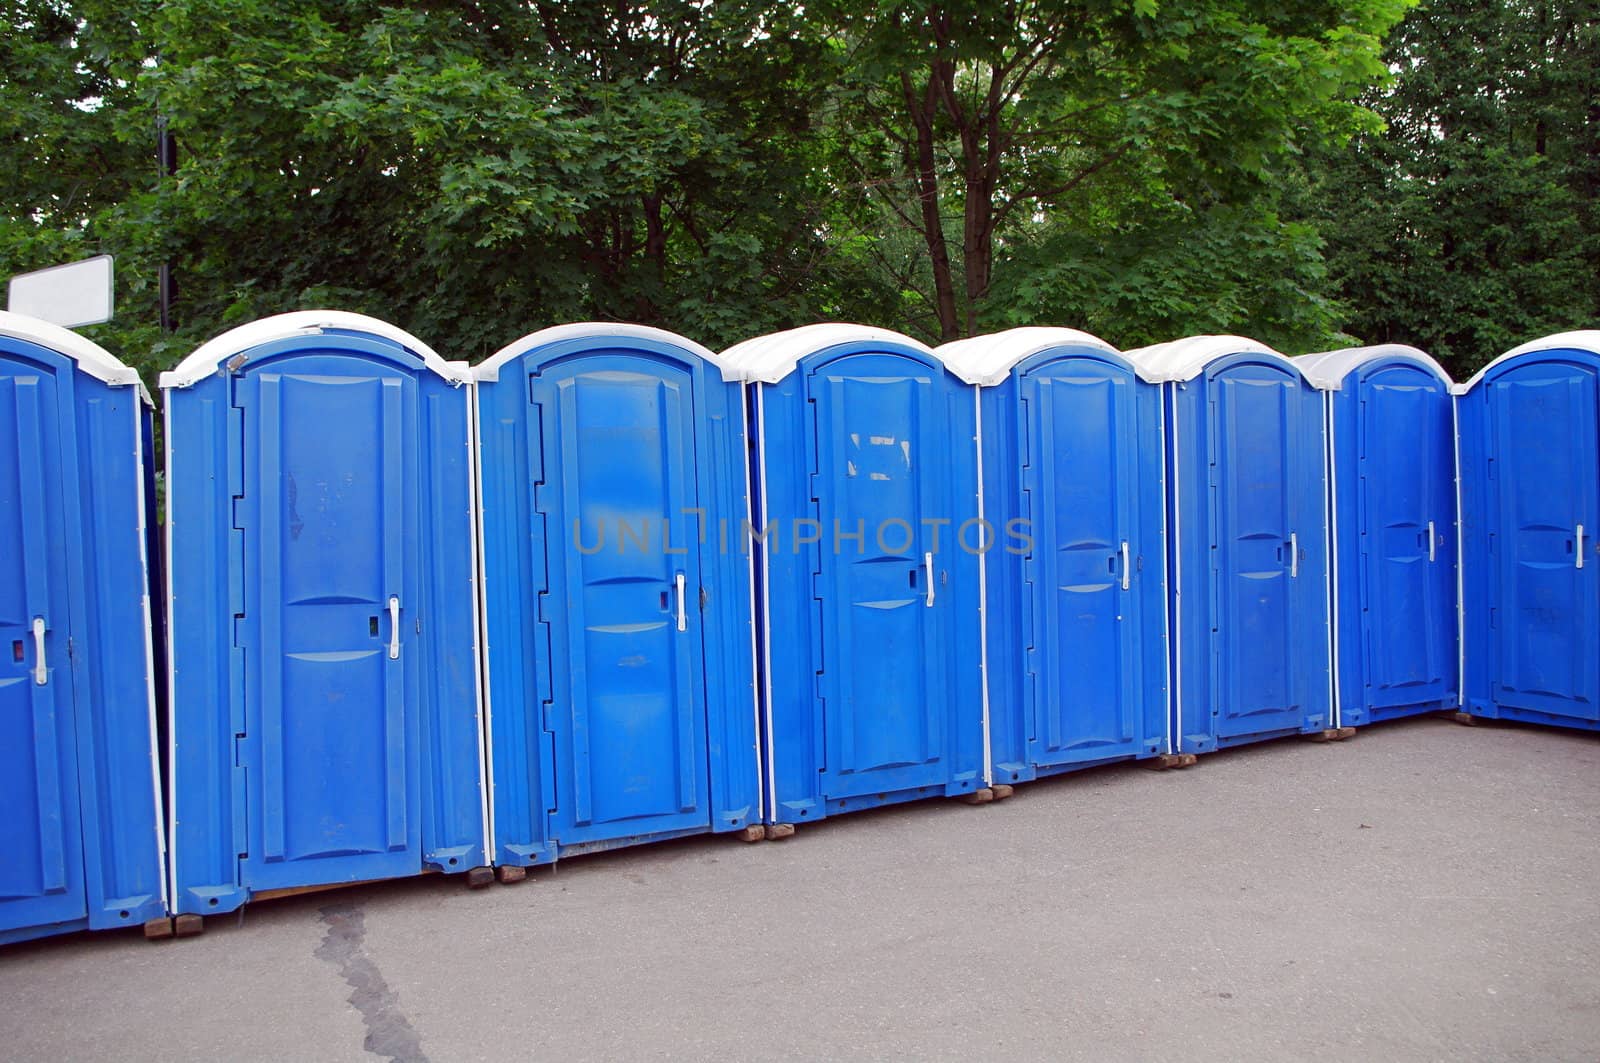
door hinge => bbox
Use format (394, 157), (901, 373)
(231, 762), (249, 862)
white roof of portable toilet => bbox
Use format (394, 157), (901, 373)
(1453, 330), (1600, 394)
(159, 310), (467, 389)
(474, 322), (738, 383)
(1124, 334), (1306, 384)
(1294, 344), (1452, 391)
(0, 309), (150, 403)
(722, 323), (934, 384)
(935, 327), (1144, 386)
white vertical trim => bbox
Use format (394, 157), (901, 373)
(1452, 391), (1466, 706)
(739, 384), (765, 821)
(162, 399), (179, 911)
(972, 385), (993, 786)
(1157, 392), (1174, 756)
(755, 384), (779, 821)
(133, 401), (169, 908)
(466, 382), (494, 864)
(1166, 384), (1183, 755)
(1323, 390), (1341, 728)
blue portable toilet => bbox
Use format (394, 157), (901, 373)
(0, 312), (166, 944)
(473, 324), (761, 867)
(1125, 336), (1332, 753)
(1457, 330), (1600, 731)
(726, 325), (987, 827)
(935, 328), (1170, 785)
(1296, 345), (1459, 728)
(162, 312), (488, 920)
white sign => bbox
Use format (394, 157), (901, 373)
(7, 254), (115, 328)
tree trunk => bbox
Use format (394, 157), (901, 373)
(902, 70), (961, 342)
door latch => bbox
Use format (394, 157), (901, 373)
(31, 617), (46, 685)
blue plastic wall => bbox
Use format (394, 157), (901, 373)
(0, 332), (165, 945)
(1324, 359), (1459, 727)
(166, 326), (485, 916)
(979, 346), (1169, 784)
(1165, 356), (1332, 752)
(754, 339), (985, 824)
(1459, 345), (1600, 730)
(476, 329), (759, 866)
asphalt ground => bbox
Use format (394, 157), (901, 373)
(3, 713), (1597, 1062)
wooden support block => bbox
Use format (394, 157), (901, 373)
(172, 914), (204, 938)
(495, 865), (528, 885)
(990, 784), (1015, 801)
(143, 917), (175, 941)
(1334, 726), (1358, 740)
(1175, 753), (1199, 768)
(959, 788), (995, 805)
(1302, 729), (1339, 743)
(736, 824), (765, 843)
(764, 823), (795, 841)
(255, 873), (416, 903)
(1453, 711), (1481, 726)
(465, 866), (495, 890)
(1142, 753), (1182, 770)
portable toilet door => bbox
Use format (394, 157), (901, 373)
(1126, 336), (1332, 753)
(936, 328), (1170, 785)
(1457, 331), (1600, 731)
(1297, 345), (1459, 728)
(161, 312), (488, 920)
(727, 325), (986, 827)
(0, 312), (166, 944)
(473, 325), (761, 868)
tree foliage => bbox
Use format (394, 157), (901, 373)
(816, 0), (1405, 344)
(1308, 0), (1600, 377)
(14, 0), (1591, 382)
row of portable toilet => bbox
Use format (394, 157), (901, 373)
(4, 307), (1592, 946)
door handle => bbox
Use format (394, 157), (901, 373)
(388, 596), (401, 659)
(675, 573), (687, 632)
(1579, 524), (1586, 571)
(1428, 520), (1436, 563)
(1120, 541), (1131, 591)
(1289, 532), (1299, 578)
(31, 616), (46, 686)
(924, 552), (935, 607)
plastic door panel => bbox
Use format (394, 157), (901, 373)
(810, 355), (950, 800)
(1020, 361), (1143, 765)
(1360, 370), (1453, 708)
(1211, 368), (1301, 738)
(0, 359), (87, 933)
(1424, 390), (1460, 699)
(237, 355), (422, 890)
(1489, 363), (1600, 721)
(533, 354), (711, 845)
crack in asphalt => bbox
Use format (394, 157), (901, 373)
(315, 902), (429, 1063)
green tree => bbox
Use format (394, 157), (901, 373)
(0, 0), (173, 378)
(1311, 0), (1600, 377)
(141, 0), (848, 356)
(812, 0), (1405, 345)
(2, 0), (848, 375)
(4, 0), (1415, 370)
